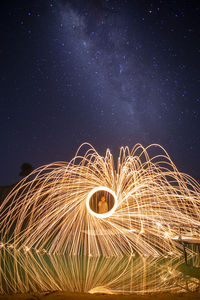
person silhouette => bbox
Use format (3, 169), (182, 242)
(98, 196), (108, 214)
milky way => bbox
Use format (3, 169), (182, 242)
(1, 0), (200, 185)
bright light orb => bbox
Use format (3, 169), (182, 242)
(86, 186), (118, 219)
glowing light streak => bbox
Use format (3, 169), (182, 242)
(0, 143), (200, 258)
(86, 186), (118, 218)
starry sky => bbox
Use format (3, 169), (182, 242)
(1, 0), (200, 185)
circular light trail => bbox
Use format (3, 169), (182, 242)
(0, 142), (200, 258)
(86, 186), (118, 219)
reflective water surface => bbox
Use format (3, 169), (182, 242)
(0, 248), (200, 295)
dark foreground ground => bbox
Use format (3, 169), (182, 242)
(0, 292), (200, 300)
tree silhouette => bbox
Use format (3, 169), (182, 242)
(19, 163), (33, 177)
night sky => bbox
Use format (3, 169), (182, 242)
(1, 0), (200, 186)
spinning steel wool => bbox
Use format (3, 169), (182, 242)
(0, 143), (200, 257)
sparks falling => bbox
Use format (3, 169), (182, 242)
(0, 143), (200, 257)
